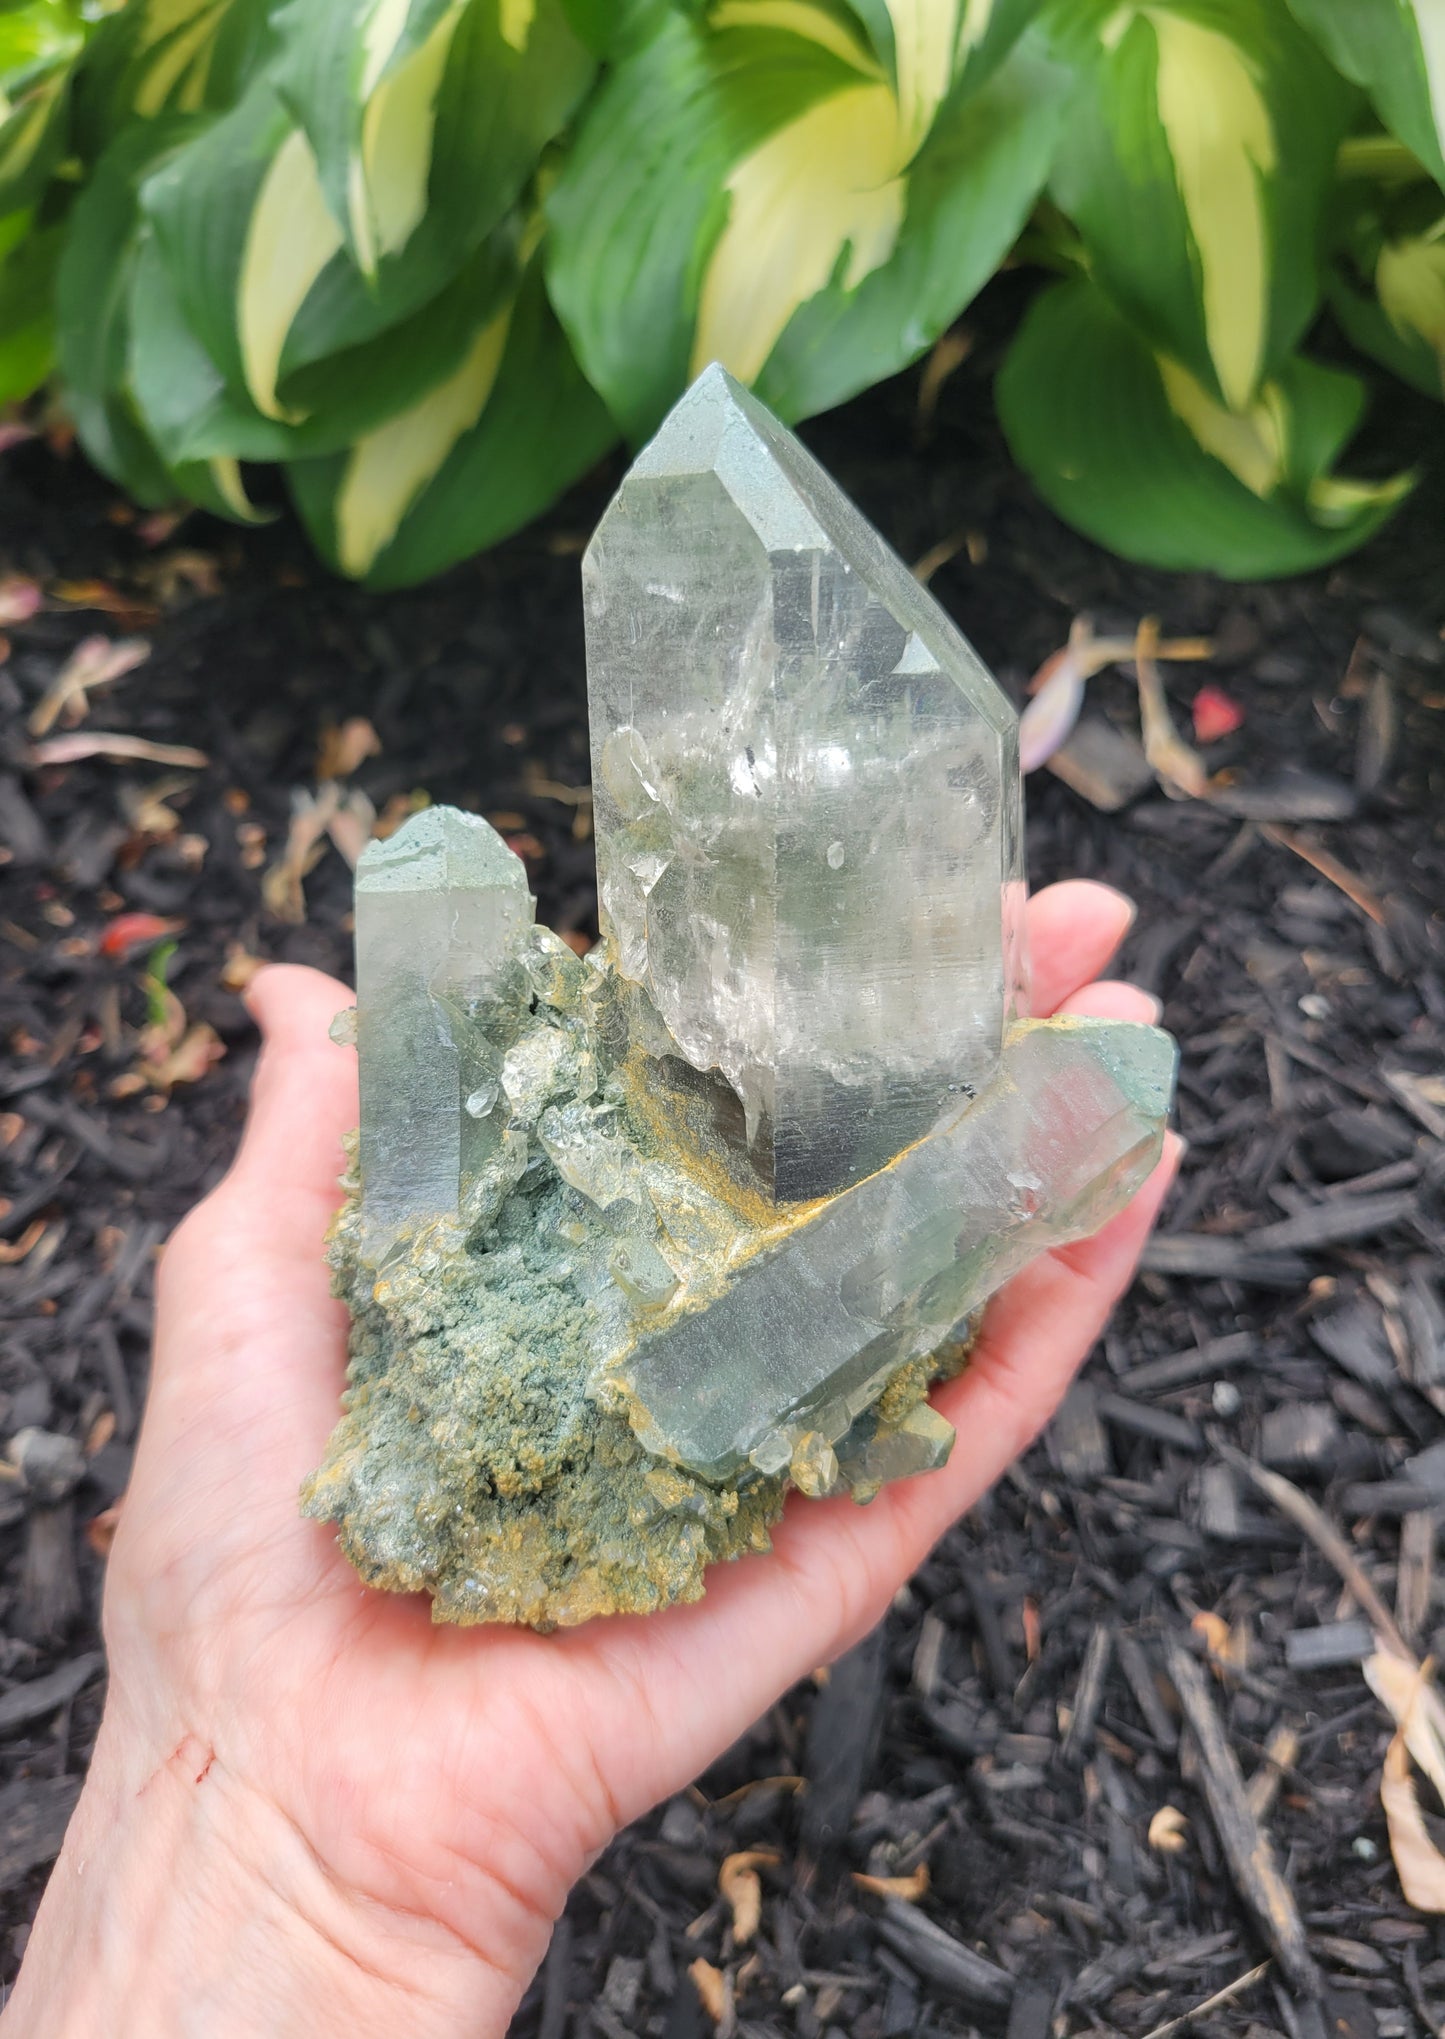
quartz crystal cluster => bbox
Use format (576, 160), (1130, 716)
(304, 367), (1176, 1628)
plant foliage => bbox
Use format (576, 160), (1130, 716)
(0, 0), (1439, 584)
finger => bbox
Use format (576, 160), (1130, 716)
(1055, 980), (1162, 1025)
(1026, 882), (1135, 1016)
(223, 965), (358, 1244)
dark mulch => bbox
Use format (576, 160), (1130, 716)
(0, 295), (1442, 2035)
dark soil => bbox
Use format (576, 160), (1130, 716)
(0, 294), (1443, 2036)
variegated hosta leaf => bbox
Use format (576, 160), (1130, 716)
(0, 212), (58, 402)
(547, 5), (1061, 438)
(1286, 0), (1445, 190)
(55, 116), (202, 507)
(140, 82), (335, 423)
(1049, 0), (1354, 411)
(0, 0), (85, 213)
(1377, 222), (1445, 374)
(286, 258), (615, 587)
(127, 220), (522, 465)
(68, 0), (256, 158)
(270, 0), (593, 287)
(997, 276), (1412, 577)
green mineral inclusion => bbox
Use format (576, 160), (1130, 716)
(302, 366), (1177, 1629)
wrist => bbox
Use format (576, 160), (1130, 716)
(4, 1715), (523, 2039)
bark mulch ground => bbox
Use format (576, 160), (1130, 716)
(0, 311), (1442, 2036)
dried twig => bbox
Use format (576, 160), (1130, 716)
(1138, 1960), (1271, 2039)
(1216, 1441), (1409, 1658)
(27, 636), (150, 737)
(1164, 1642), (1320, 1995)
(28, 731), (206, 768)
(1261, 823), (1386, 925)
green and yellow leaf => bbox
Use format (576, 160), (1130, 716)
(1285, 0), (1445, 189)
(333, 298), (511, 574)
(1049, 0), (1354, 409)
(287, 257), (615, 587)
(997, 275), (1412, 577)
(548, 5), (1060, 437)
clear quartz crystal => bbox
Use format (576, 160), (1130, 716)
(615, 1017), (1176, 1483)
(355, 807), (533, 1249)
(584, 363), (1027, 1202)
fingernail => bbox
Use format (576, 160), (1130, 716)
(1097, 883), (1138, 930)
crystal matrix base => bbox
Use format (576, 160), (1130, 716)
(304, 1176), (971, 1629)
(303, 902), (1172, 1629)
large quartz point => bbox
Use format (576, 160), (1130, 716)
(584, 363), (1027, 1201)
(354, 806), (533, 1251)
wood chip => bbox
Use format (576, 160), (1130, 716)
(0, 1651), (102, 1734)
(1047, 1379), (1110, 1481)
(0, 1774), (83, 1893)
(1283, 1621), (1376, 1671)
(875, 1898), (1014, 2011)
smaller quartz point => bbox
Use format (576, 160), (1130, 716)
(355, 807), (533, 1251)
(614, 1017), (1176, 1483)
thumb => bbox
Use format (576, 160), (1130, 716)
(219, 963), (358, 1256)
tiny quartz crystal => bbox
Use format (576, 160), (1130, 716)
(304, 367), (1176, 1628)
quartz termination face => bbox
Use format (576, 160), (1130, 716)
(309, 368), (1177, 1630)
(584, 364), (1027, 1202)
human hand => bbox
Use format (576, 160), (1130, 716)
(5, 880), (1179, 2039)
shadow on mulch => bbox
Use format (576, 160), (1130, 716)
(0, 296), (1442, 2034)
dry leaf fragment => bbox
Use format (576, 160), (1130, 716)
(50, 578), (159, 630)
(916, 326), (973, 432)
(0, 574), (42, 626)
(263, 785), (342, 923)
(1191, 1609), (1248, 1674)
(1019, 617), (1213, 775)
(28, 635), (150, 736)
(0, 1218), (48, 1265)
(85, 1410), (117, 1457)
(689, 1957), (729, 2024)
(1133, 618), (1210, 799)
(220, 945), (265, 992)
(1364, 1653), (1445, 1808)
(1381, 1730), (1445, 1912)
(1148, 1804), (1190, 1854)
(316, 717), (381, 781)
(29, 732), (208, 768)
(86, 1501), (122, 1558)
(719, 1849), (776, 1944)
(137, 1019), (226, 1091)
(853, 1864), (932, 1901)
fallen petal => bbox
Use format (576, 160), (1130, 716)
(1192, 684), (1245, 743)
(1019, 647), (1086, 772)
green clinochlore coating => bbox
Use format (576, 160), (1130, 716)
(304, 1129), (959, 1629)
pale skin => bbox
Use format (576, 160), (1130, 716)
(3, 880), (1180, 2039)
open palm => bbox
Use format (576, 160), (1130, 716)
(25, 880), (1178, 2038)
